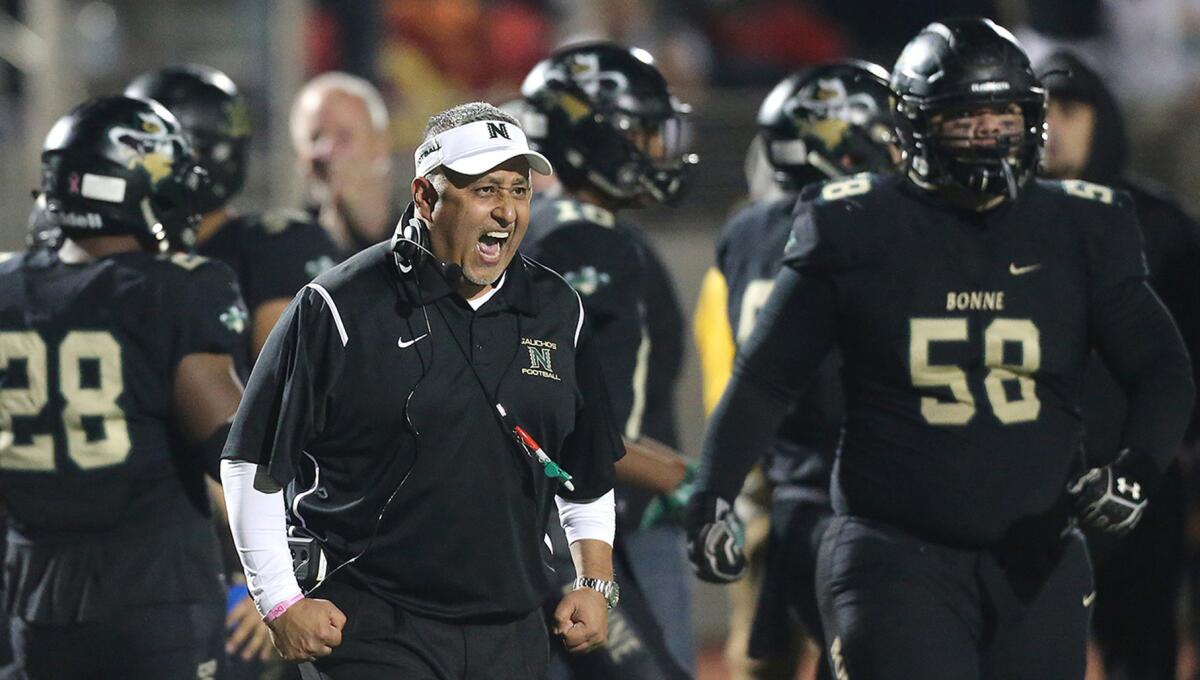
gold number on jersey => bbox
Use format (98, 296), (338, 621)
(1062, 180), (1114, 205)
(909, 319), (976, 424)
(0, 331), (130, 471)
(60, 332), (131, 468)
(820, 176), (872, 202)
(737, 279), (776, 343)
(0, 332), (53, 469)
(555, 200), (616, 228)
(983, 319), (1041, 424)
(909, 317), (1042, 426)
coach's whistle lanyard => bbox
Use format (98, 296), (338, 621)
(495, 403), (575, 491)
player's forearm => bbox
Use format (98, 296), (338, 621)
(697, 267), (837, 499)
(1094, 280), (1197, 472)
(220, 459), (304, 620)
(616, 438), (688, 494)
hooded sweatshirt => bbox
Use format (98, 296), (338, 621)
(1039, 51), (1200, 458)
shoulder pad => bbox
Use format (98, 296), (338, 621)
(545, 198), (618, 229)
(0, 252), (18, 266)
(1044, 179), (1131, 209)
(809, 174), (876, 205)
(157, 252), (214, 271)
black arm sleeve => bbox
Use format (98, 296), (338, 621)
(696, 266), (838, 500)
(1090, 278), (1195, 472)
(556, 324), (626, 501)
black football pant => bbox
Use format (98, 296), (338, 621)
(6, 600), (223, 680)
(311, 581), (548, 680)
(748, 495), (833, 680)
(1089, 461), (1185, 680)
(817, 515), (1092, 680)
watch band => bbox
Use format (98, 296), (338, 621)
(573, 577), (619, 609)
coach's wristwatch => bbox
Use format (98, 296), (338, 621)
(573, 577), (620, 610)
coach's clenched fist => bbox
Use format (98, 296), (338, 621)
(266, 598), (346, 662)
(554, 588), (609, 654)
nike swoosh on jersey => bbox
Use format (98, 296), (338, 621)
(1083, 591), (1096, 607)
(397, 334), (429, 348)
(1009, 263), (1042, 275)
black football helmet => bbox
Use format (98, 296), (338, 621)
(125, 64), (250, 213)
(521, 42), (697, 206)
(891, 18), (1045, 201)
(759, 60), (899, 188)
(40, 96), (207, 252)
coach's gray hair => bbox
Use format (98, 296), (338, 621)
(423, 102), (519, 142)
(422, 102), (522, 192)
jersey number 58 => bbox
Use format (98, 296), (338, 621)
(910, 318), (1041, 425)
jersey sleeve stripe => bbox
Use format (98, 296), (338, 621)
(304, 283), (348, 347)
(573, 290), (585, 347)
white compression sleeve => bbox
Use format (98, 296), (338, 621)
(556, 489), (616, 546)
(220, 459), (304, 619)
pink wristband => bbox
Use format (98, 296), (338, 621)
(263, 593), (304, 623)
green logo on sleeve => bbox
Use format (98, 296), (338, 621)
(220, 305), (248, 334)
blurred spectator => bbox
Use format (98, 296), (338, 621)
(1039, 49), (1200, 680)
(290, 71), (400, 255)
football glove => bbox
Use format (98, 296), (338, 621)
(640, 462), (698, 530)
(685, 491), (746, 583)
(1068, 453), (1152, 536)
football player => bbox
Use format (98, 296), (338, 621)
(687, 18), (1194, 680)
(125, 65), (340, 360)
(0, 97), (246, 679)
(1038, 50), (1200, 680)
(695, 61), (899, 680)
(520, 42), (697, 678)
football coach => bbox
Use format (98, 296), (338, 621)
(220, 101), (624, 679)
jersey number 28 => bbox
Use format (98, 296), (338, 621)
(0, 331), (130, 471)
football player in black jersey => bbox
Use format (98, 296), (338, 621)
(126, 65), (339, 360)
(520, 42), (697, 679)
(688, 18), (1194, 680)
(1037, 50), (1200, 680)
(0, 96), (247, 679)
(696, 61), (900, 680)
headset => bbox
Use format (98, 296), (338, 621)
(289, 202), (571, 592)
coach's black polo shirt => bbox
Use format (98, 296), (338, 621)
(223, 242), (622, 621)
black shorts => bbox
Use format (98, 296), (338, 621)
(312, 581), (548, 680)
(817, 515), (1092, 680)
(8, 600), (223, 680)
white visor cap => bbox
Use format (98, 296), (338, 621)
(414, 119), (553, 179)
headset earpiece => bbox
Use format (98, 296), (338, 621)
(392, 202), (429, 272)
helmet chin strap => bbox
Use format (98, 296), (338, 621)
(1001, 159), (1019, 201)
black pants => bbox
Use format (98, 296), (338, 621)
(313, 582), (549, 680)
(748, 496), (833, 680)
(6, 600), (223, 680)
(817, 515), (1092, 680)
(1089, 461), (1185, 680)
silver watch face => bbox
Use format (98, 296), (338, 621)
(606, 581), (620, 608)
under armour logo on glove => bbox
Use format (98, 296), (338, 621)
(685, 492), (746, 583)
(1068, 465), (1148, 536)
